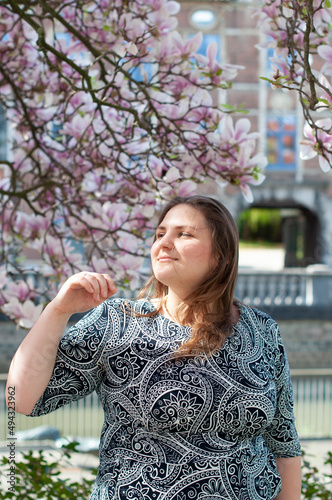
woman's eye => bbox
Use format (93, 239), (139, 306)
(155, 231), (193, 239)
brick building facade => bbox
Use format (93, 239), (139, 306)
(178, 0), (332, 268)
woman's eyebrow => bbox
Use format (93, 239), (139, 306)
(156, 224), (206, 231)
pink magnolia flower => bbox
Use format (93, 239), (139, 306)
(300, 118), (332, 172)
(220, 116), (259, 144)
(163, 166), (180, 183)
(317, 74), (332, 110)
(318, 45), (332, 76)
(114, 254), (145, 291)
(34, 236), (83, 267)
(239, 172), (266, 204)
(177, 179), (197, 197)
(102, 202), (129, 231)
(117, 232), (142, 253)
(90, 256), (112, 274)
(3, 279), (35, 302)
(172, 31), (203, 60)
(313, 0), (332, 34)
(206, 39), (220, 72)
(3, 298), (44, 329)
(82, 171), (103, 193)
(26, 215), (51, 239)
(195, 41), (243, 85)
(61, 114), (92, 139)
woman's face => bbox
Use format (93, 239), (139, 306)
(151, 204), (218, 298)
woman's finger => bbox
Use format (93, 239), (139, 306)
(79, 273), (97, 295)
(83, 274), (102, 300)
(79, 272), (116, 300)
(103, 274), (117, 297)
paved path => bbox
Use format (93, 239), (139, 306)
(301, 439), (332, 475)
(239, 247), (285, 271)
(1, 439), (331, 485)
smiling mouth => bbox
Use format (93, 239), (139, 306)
(158, 256), (177, 261)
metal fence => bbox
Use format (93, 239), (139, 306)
(1, 370), (332, 442)
(291, 369), (332, 439)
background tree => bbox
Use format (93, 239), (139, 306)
(0, 0), (266, 327)
(255, 0), (332, 171)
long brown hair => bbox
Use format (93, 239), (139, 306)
(138, 195), (239, 356)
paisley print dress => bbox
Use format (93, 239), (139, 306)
(30, 298), (301, 499)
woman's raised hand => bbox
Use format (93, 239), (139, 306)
(6, 272), (117, 415)
(52, 272), (117, 317)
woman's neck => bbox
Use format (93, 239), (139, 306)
(163, 290), (185, 324)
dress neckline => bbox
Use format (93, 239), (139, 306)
(146, 297), (244, 329)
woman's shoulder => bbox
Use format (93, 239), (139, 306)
(235, 302), (280, 343)
(236, 301), (277, 325)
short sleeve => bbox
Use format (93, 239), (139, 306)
(262, 320), (301, 457)
(28, 301), (111, 417)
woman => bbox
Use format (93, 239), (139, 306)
(6, 195), (302, 499)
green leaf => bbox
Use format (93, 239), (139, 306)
(318, 98), (330, 105)
(0, 448), (95, 499)
(325, 0), (331, 8)
(259, 76), (274, 83)
(62, 441), (80, 452)
(220, 102), (249, 114)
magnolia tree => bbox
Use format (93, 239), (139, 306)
(2, 0), (332, 329)
(255, 0), (332, 171)
(0, 0), (267, 327)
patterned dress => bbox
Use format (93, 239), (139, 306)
(30, 298), (301, 500)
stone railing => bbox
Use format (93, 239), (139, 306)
(4, 265), (332, 317)
(235, 266), (332, 313)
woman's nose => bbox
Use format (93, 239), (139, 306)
(160, 235), (174, 250)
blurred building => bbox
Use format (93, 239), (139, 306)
(178, 0), (332, 269)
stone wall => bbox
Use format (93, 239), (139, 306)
(278, 319), (332, 370)
(0, 317), (331, 373)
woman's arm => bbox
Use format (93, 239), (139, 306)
(275, 456), (302, 499)
(6, 272), (117, 415)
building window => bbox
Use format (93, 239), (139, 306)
(266, 115), (296, 171)
(190, 9), (218, 31)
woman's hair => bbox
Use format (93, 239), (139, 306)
(138, 195), (239, 357)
